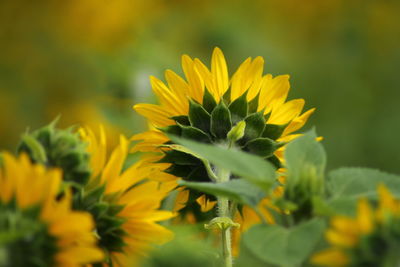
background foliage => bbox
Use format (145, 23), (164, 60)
(1, 0), (399, 172)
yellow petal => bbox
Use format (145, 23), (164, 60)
(211, 47), (229, 99)
(181, 54), (204, 103)
(282, 108), (316, 136)
(326, 229), (358, 247)
(230, 57), (252, 101)
(311, 248), (349, 267)
(267, 98), (304, 125)
(258, 74), (289, 114)
(377, 184), (400, 218)
(247, 56), (265, 100)
(151, 75), (186, 115)
(174, 188), (189, 212)
(357, 198), (374, 234)
(193, 58), (214, 100)
(100, 135), (128, 185)
(331, 216), (359, 236)
(134, 104), (174, 127)
(196, 194), (217, 212)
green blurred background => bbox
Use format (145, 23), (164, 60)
(1, 0), (399, 172)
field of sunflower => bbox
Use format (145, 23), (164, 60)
(1, 1), (400, 266)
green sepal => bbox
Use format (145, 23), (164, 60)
(210, 101), (232, 139)
(222, 87), (231, 104)
(97, 214), (126, 233)
(158, 150), (200, 166)
(228, 92), (248, 124)
(89, 202), (110, 218)
(79, 185), (105, 210)
(18, 135), (48, 164)
(107, 204), (125, 217)
(96, 215), (127, 252)
(262, 123), (288, 140)
(171, 115), (190, 126)
(267, 155), (282, 169)
(165, 164), (195, 178)
(0, 204), (58, 267)
(202, 88), (217, 113)
(180, 125), (211, 143)
(159, 125), (182, 136)
(248, 92), (260, 114)
(58, 150), (88, 170)
(98, 228), (127, 253)
(188, 99), (211, 133)
(244, 138), (279, 158)
(227, 121), (246, 143)
(241, 112), (266, 143)
(186, 165), (209, 183)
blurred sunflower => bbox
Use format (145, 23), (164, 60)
(0, 152), (103, 266)
(312, 185), (400, 267)
(132, 47), (314, 217)
(79, 126), (175, 266)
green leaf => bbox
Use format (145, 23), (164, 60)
(188, 100), (211, 133)
(241, 218), (326, 266)
(244, 138), (279, 158)
(210, 101), (232, 139)
(202, 88), (217, 113)
(179, 179), (266, 208)
(285, 129), (326, 185)
(170, 136), (276, 191)
(228, 93), (248, 124)
(328, 167), (400, 199)
(327, 168), (400, 215)
(241, 112), (266, 142)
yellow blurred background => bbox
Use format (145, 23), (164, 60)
(0, 0), (399, 171)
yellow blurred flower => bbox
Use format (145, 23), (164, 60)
(79, 126), (175, 266)
(312, 184), (400, 267)
(0, 152), (103, 266)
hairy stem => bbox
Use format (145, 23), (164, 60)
(216, 167), (233, 267)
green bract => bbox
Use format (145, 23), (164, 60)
(17, 121), (91, 188)
(0, 203), (57, 267)
(277, 130), (327, 223)
(75, 185), (127, 259)
(159, 89), (285, 216)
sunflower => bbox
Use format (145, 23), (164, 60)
(17, 120), (92, 188)
(79, 126), (175, 266)
(311, 184), (400, 267)
(132, 47), (314, 217)
(0, 152), (103, 267)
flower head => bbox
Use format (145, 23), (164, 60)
(17, 120), (91, 188)
(132, 47), (314, 216)
(311, 184), (400, 267)
(0, 152), (103, 266)
(79, 126), (175, 266)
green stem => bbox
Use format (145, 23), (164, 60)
(216, 167), (233, 267)
(221, 228), (232, 267)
